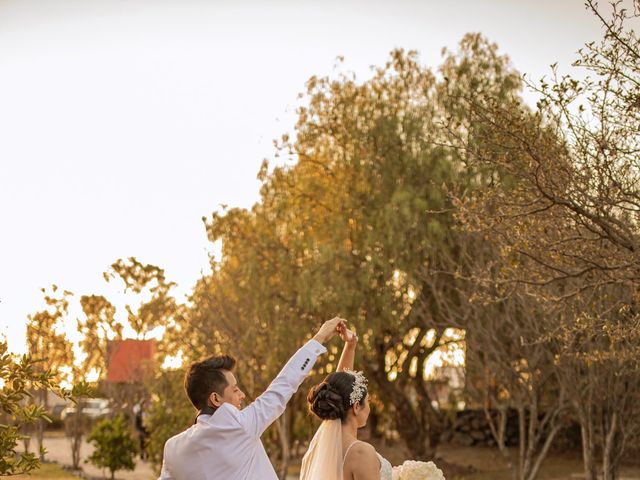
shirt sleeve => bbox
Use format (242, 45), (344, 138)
(238, 339), (327, 437)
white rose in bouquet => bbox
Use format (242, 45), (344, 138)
(392, 460), (445, 480)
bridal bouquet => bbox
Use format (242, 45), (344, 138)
(392, 460), (445, 480)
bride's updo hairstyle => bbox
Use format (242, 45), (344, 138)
(307, 371), (368, 422)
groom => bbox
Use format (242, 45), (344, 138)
(158, 317), (346, 480)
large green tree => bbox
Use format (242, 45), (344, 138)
(202, 35), (524, 460)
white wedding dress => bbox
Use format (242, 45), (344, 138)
(376, 452), (393, 480)
(300, 420), (393, 480)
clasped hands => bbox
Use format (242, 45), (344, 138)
(313, 316), (358, 346)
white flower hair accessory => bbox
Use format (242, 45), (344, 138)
(344, 370), (368, 405)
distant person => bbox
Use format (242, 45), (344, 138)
(133, 400), (149, 460)
(158, 317), (346, 480)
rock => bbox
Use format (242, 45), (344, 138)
(451, 432), (474, 447)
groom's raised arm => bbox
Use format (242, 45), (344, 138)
(238, 317), (345, 437)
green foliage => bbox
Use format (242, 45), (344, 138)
(26, 286), (75, 460)
(105, 257), (179, 341)
(0, 340), (90, 477)
(0, 350), (48, 476)
(77, 294), (121, 381)
(76, 257), (178, 384)
(194, 37), (525, 460)
(26, 286), (74, 381)
(145, 370), (193, 475)
(86, 414), (137, 480)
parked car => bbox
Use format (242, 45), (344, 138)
(50, 403), (67, 420)
(61, 398), (111, 421)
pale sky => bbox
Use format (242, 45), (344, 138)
(0, 0), (605, 354)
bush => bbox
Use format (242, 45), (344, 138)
(0, 341), (61, 476)
(86, 414), (137, 480)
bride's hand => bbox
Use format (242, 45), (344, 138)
(339, 326), (358, 345)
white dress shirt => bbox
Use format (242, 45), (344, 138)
(159, 339), (327, 480)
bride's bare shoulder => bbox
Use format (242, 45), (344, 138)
(345, 442), (380, 478)
(348, 441), (376, 457)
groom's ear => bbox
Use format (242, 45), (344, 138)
(209, 391), (222, 408)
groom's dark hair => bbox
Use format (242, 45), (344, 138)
(184, 355), (236, 410)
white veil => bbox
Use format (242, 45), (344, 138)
(299, 419), (343, 480)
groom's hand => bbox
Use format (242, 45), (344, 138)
(313, 317), (347, 345)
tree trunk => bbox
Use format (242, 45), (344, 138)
(36, 420), (45, 461)
(37, 388), (48, 461)
(367, 358), (440, 460)
(394, 396), (434, 459)
(486, 398), (563, 480)
(602, 411), (618, 480)
(526, 423), (561, 480)
(580, 414), (597, 480)
(69, 401), (85, 470)
(517, 406), (526, 480)
(368, 408), (381, 439)
(71, 432), (82, 470)
(485, 406), (515, 476)
(422, 399), (445, 457)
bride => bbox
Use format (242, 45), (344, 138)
(299, 325), (393, 480)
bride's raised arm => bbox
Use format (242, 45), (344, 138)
(336, 326), (358, 372)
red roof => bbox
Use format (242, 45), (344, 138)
(106, 339), (156, 383)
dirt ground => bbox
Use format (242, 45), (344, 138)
(21, 431), (640, 480)
(19, 431), (154, 480)
(372, 439), (640, 480)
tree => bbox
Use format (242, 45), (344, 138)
(551, 288), (640, 480)
(101, 258), (179, 418)
(416, 234), (568, 480)
(61, 293), (122, 471)
(86, 414), (137, 480)
(105, 257), (178, 342)
(73, 259), (179, 471)
(445, 2), (640, 479)
(25, 285), (74, 461)
(473, 296), (567, 480)
(196, 209), (315, 478)
(202, 36), (524, 460)
(78, 294), (121, 381)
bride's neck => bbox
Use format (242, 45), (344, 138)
(341, 417), (359, 439)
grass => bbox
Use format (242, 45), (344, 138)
(13, 462), (79, 479)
